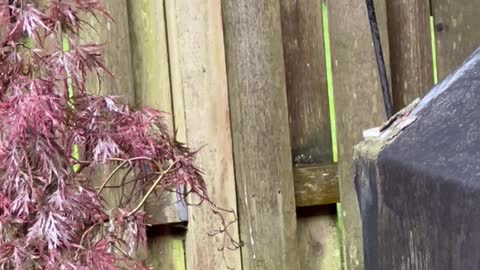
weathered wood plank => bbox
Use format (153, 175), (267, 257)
(164, 0), (186, 144)
(81, 0), (135, 208)
(386, 0), (434, 112)
(280, 0), (333, 164)
(432, 0), (480, 80)
(126, 0), (184, 228)
(297, 206), (341, 270)
(327, 0), (390, 269)
(280, 2), (340, 269)
(166, 1), (242, 269)
(294, 164), (339, 207)
(81, 0), (145, 259)
(222, 1), (300, 269)
(127, 0), (171, 112)
(82, 0), (135, 106)
(147, 164), (339, 221)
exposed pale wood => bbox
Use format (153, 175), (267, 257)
(146, 226), (186, 270)
(297, 206), (341, 270)
(280, 0), (333, 164)
(164, 0), (186, 143)
(432, 0), (480, 80)
(386, 0), (434, 112)
(294, 164), (339, 207)
(327, 0), (390, 269)
(222, 0), (300, 269)
(126, 0), (184, 229)
(166, 1), (242, 269)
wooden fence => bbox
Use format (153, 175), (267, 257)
(83, 0), (480, 269)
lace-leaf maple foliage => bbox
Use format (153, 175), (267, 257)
(0, 0), (215, 268)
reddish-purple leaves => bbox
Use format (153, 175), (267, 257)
(0, 1), (209, 268)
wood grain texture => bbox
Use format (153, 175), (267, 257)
(386, 0), (434, 112)
(127, 0), (171, 112)
(326, 0), (390, 269)
(146, 164), (339, 218)
(279, 2), (340, 269)
(82, 0), (135, 106)
(126, 0), (184, 227)
(164, 0), (186, 144)
(280, 0), (333, 164)
(297, 206), (341, 270)
(294, 164), (339, 207)
(432, 0), (480, 80)
(222, 1), (300, 269)
(166, 1), (242, 269)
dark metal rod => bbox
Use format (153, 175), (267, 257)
(366, 0), (394, 119)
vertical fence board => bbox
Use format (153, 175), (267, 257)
(81, 0), (146, 259)
(126, 2), (185, 269)
(280, 0), (333, 164)
(127, 0), (171, 113)
(222, 1), (300, 269)
(82, 0), (135, 106)
(327, 0), (390, 269)
(127, 0), (183, 227)
(81, 0), (135, 207)
(386, 0), (434, 112)
(432, 0), (480, 80)
(166, 1), (242, 269)
(280, 1), (340, 269)
(164, 0), (187, 144)
(297, 206), (341, 270)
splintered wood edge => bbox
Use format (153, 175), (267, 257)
(146, 163), (340, 225)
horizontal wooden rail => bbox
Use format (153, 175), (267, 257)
(146, 163), (339, 225)
(294, 163), (339, 207)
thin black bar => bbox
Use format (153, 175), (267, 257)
(366, 0), (394, 119)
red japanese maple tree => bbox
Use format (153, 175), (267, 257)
(0, 1), (215, 268)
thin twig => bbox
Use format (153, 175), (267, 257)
(127, 161), (177, 216)
(75, 222), (101, 260)
(97, 160), (129, 195)
(97, 157), (152, 195)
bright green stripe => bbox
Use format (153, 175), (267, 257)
(62, 37), (80, 172)
(172, 240), (186, 270)
(430, 16), (439, 84)
(62, 38), (75, 99)
(322, 1), (344, 269)
(322, 0), (338, 163)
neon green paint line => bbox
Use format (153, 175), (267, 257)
(430, 16), (439, 84)
(322, 0), (338, 163)
(172, 240), (186, 270)
(62, 36), (80, 172)
(322, 1), (344, 269)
